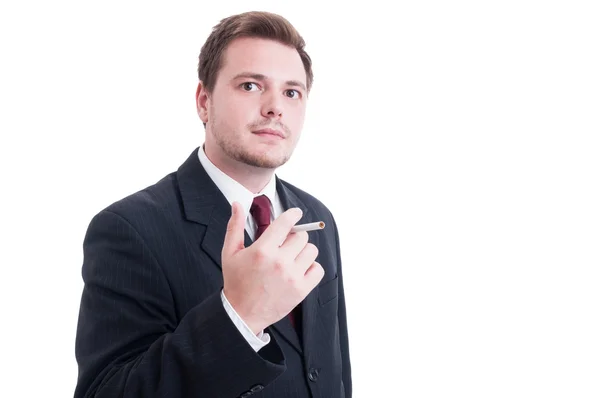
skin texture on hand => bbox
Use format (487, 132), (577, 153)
(221, 202), (324, 334)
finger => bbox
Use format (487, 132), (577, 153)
(279, 230), (309, 257)
(257, 207), (303, 247)
(293, 243), (319, 275)
(303, 261), (325, 287)
(222, 201), (246, 257)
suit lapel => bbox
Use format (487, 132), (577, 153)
(177, 148), (231, 271)
(176, 148), (321, 355)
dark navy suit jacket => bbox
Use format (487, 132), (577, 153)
(74, 148), (352, 398)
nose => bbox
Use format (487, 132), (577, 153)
(261, 91), (283, 119)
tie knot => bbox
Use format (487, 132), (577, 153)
(250, 195), (272, 228)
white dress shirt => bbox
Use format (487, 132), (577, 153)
(197, 145), (285, 352)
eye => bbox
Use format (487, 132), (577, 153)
(285, 89), (301, 99)
(241, 82), (260, 91)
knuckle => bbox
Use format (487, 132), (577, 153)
(273, 258), (287, 272)
(285, 273), (297, 287)
(253, 246), (269, 263)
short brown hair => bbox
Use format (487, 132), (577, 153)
(198, 11), (313, 94)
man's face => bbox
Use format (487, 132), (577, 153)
(197, 37), (308, 169)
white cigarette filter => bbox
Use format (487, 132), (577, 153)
(291, 221), (326, 233)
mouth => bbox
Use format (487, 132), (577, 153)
(253, 128), (285, 139)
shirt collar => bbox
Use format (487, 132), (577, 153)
(197, 144), (277, 217)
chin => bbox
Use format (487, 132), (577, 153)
(239, 150), (290, 169)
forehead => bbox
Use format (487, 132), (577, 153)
(218, 37), (306, 86)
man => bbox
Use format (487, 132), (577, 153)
(74, 11), (351, 398)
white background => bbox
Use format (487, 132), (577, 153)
(1, 1), (599, 397)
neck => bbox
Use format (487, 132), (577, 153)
(204, 144), (274, 194)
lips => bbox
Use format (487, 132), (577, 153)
(253, 128), (285, 138)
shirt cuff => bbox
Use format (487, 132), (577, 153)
(221, 290), (270, 352)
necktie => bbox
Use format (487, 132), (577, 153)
(250, 195), (300, 333)
(250, 195), (272, 241)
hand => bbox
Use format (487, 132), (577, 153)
(222, 202), (324, 334)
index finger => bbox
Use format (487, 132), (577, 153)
(256, 207), (303, 246)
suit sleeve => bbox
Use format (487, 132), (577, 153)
(332, 215), (353, 398)
(74, 210), (285, 398)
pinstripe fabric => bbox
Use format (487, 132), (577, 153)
(74, 147), (352, 398)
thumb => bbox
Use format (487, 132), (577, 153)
(222, 201), (246, 257)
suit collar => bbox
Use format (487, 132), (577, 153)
(177, 147), (313, 228)
(177, 147), (226, 226)
(196, 144), (279, 221)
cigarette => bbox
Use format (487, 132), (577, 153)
(291, 221), (326, 233)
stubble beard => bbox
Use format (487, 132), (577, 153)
(210, 118), (292, 169)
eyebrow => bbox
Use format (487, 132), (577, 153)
(232, 72), (307, 92)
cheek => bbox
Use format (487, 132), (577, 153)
(289, 104), (306, 129)
(210, 88), (246, 131)
(225, 97), (255, 125)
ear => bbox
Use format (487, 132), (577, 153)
(196, 81), (210, 124)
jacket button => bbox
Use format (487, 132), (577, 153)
(308, 368), (319, 382)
